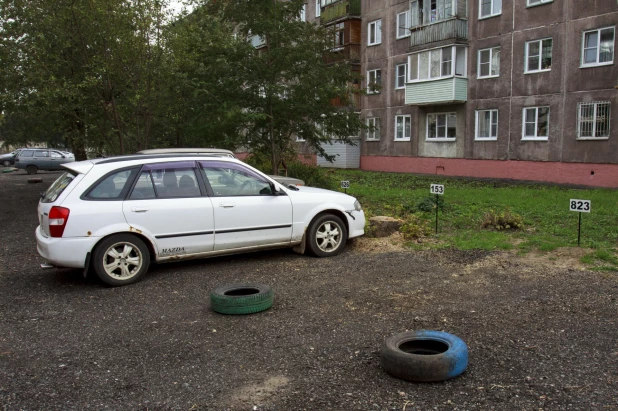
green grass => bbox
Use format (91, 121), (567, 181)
(319, 169), (618, 260)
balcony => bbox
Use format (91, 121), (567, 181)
(409, 18), (468, 47)
(405, 77), (468, 105)
(324, 44), (361, 64)
(321, 0), (361, 24)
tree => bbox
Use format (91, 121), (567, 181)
(201, 0), (365, 175)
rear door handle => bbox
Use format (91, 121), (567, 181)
(219, 203), (236, 208)
(131, 206), (149, 213)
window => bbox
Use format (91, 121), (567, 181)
(395, 64), (407, 89)
(577, 102), (611, 139)
(333, 22), (345, 49)
(478, 47), (500, 78)
(525, 38), (553, 73)
(479, 0), (501, 18)
(395, 115), (411, 141)
(523, 107), (550, 140)
(87, 169), (139, 200)
(315, 0), (321, 17)
(51, 151), (63, 158)
(367, 69), (381, 94)
(299, 4), (306, 21)
(475, 109), (498, 140)
(427, 113), (456, 140)
(366, 117), (381, 141)
(582, 27), (615, 67)
(201, 162), (273, 197)
(19, 150), (34, 157)
(296, 135), (306, 142)
(368, 20), (382, 46)
(408, 46), (467, 82)
(36, 150), (49, 157)
(410, 0), (455, 26)
(527, 0), (552, 5)
(397, 11), (410, 39)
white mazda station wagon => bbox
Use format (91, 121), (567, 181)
(36, 154), (365, 286)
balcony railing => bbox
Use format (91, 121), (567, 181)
(409, 18), (468, 47)
(405, 77), (468, 105)
(321, 0), (361, 24)
(324, 43), (361, 64)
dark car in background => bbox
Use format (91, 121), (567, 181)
(0, 149), (25, 167)
(14, 149), (75, 174)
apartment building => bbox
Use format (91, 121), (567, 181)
(308, 0), (618, 188)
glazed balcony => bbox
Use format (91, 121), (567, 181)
(321, 0), (361, 24)
(405, 77), (468, 105)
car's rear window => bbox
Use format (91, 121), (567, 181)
(41, 172), (76, 203)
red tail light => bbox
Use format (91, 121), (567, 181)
(49, 206), (70, 238)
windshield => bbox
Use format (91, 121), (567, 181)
(41, 172), (76, 203)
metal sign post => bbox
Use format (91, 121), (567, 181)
(569, 199), (591, 246)
(430, 184), (444, 234)
(341, 180), (350, 194)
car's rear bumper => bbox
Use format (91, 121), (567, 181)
(36, 226), (99, 268)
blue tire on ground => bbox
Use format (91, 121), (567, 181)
(380, 330), (468, 382)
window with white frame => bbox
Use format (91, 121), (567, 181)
(577, 102), (611, 139)
(367, 69), (381, 94)
(299, 4), (306, 21)
(478, 47), (500, 78)
(368, 20), (382, 46)
(395, 115), (411, 141)
(397, 10), (410, 39)
(525, 38), (553, 73)
(475, 109), (498, 140)
(527, 0), (552, 5)
(409, 0), (455, 26)
(479, 0), (501, 18)
(316, 0), (321, 17)
(366, 117), (381, 140)
(523, 107), (550, 140)
(408, 46), (467, 82)
(582, 27), (615, 67)
(427, 113), (457, 140)
(395, 64), (407, 89)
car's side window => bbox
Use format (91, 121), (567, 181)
(153, 168), (201, 198)
(199, 161), (272, 197)
(86, 169), (137, 200)
(36, 150), (49, 157)
(51, 151), (63, 158)
(20, 150), (34, 157)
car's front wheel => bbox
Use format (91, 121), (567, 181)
(307, 214), (348, 257)
(26, 165), (38, 175)
(2, 160), (10, 167)
(92, 234), (150, 286)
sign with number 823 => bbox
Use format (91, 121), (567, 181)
(569, 199), (591, 213)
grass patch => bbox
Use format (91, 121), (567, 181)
(320, 168), (617, 253)
(580, 249), (618, 272)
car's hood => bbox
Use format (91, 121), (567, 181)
(285, 185), (358, 205)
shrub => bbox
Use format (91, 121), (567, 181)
(481, 208), (524, 230)
(415, 196), (446, 213)
(400, 214), (432, 240)
(287, 161), (337, 190)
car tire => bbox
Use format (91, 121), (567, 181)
(2, 160), (10, 167)
(210, 284), (274, 315)
(381, 330), (468, 382)
(307, 214), (348, 257)
(26, 165), (38, 175)
(92, 234), (150, 286)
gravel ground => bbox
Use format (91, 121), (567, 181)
(1, 170), (617, 411)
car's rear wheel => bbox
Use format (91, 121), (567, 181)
(26, 165), (38, 175)
(92, 234), (150, 286)
(307, 214), (347, 257)
(2, 160), (10, 167)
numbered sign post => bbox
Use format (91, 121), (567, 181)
(341, 180), (350, 194)
(430, 184), (444, 234)
(569, 199), (591, 246)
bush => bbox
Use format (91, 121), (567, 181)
(400, 214), (432, 240)
(414, 196), (446, 213)
(481, 208), (524, 230)
(286, 161), (337, 190)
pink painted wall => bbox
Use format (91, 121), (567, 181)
(360, 156), (618, 188)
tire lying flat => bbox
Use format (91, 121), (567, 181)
(380, 330), (468, 382)
(210, 284), (274, 315)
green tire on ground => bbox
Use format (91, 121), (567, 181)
(210, 283), (274, 315)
